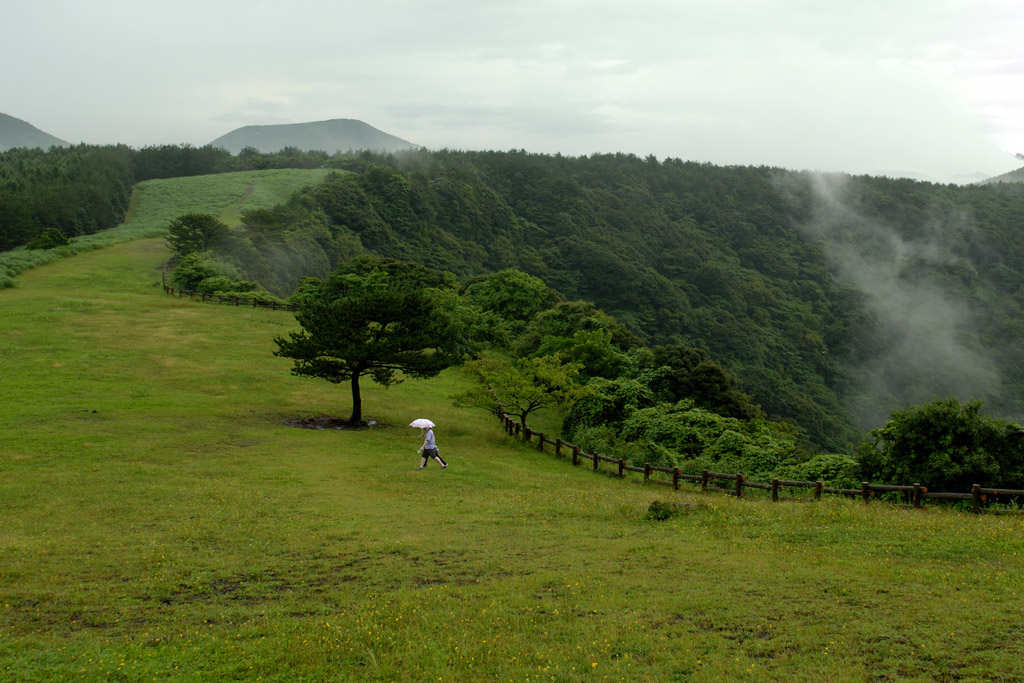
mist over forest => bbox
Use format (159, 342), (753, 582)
(782, 173), (1018, 431)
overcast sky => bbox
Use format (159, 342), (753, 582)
(5, 0), (1023, 183)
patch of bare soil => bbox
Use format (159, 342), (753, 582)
(283, 415), (385, 430)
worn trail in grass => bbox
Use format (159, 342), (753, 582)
(2, 238), (1023, 682)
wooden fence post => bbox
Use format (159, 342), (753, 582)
(593, 453), (599, 471)
(572, 446), (579, 466)
(537, 433), (545, 451)
(618, 459), (625, 477)
(643, 463), (651, 484)
(701, 469), (710, 492)
(555, 438), (563, 457)
(514, 423), (521, 437)
(814, 481), (823, 500)
(735, 474), (744, 498)
(524, 427), (532, 443)
(912, 483), (923, 509)
(971, 484), (982, 514)
(861, 482), (871, 503)
(771, 478), (780, 502)
(673, 468), (680, 490)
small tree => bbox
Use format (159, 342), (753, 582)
(649, 344), (763, 420)
(274, 260), (467, 425)
(455, 352), (581, 433)
(166, 213), (230, 257)
(464, 269), (560, 327)
(25, 227), (69, 250)
(857, 396), (1024, 491)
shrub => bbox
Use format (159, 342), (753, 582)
(171, 252), (242, 291)
(562, 376), (656, 433)
(195, 276), (260, 295)
(772, 453), (861, 488)
(25, 228), (69, 250)
(857, 396), (1024, 491)
(619, 401), (796, 478)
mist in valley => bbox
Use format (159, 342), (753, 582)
(781, 172), (1015, 431)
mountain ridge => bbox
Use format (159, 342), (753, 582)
(0, 113), (69, 151)
(980, 164), (1024, 184)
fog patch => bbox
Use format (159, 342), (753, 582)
(781, 172), (1004, 431)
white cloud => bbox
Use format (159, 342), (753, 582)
(3, 0), (1022, 180)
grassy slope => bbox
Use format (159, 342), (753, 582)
(1, 182), (1023, 682)
(0, 168), (333, 287)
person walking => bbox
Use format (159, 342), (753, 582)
(417, 425), (448, 470)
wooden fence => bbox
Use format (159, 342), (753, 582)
(161, 268), (298, 311)
(499, 413), (1024, 514)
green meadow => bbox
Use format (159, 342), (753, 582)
(2, 172), (1024, 682)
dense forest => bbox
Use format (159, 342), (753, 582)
(6, 144), (1024, 474)
(160, 149), (1024, 455)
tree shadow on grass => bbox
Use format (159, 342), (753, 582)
(282, 415), (388, 430)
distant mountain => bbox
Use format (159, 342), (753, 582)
(981, 165), (1024, 184)
(208, 118), (418, 155)
(0, 113), (69, 151)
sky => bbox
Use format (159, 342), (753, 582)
(4, 0), (1023, 184)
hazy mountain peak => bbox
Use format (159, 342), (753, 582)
(0, 113), (69, 151)
(980, 165), (1024, 184)
(208, 118), (418, 155)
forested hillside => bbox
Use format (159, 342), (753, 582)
(7, 143), (1024, 451)
(171, 150), (1024, 451)
(0, 144), (135, 250)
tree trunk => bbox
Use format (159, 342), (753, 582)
(349, 374), (362, 425)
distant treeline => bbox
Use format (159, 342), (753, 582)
(0, 143), (361, 251)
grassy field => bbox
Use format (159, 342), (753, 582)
(2, 210), (1024, 681)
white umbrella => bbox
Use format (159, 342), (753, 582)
(409, 418), (434, 428)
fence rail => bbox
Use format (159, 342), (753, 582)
(502, 414), (1024, 514)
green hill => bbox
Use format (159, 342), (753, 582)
(0, 112), (68, 150)
(208, 118), (417, 155)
